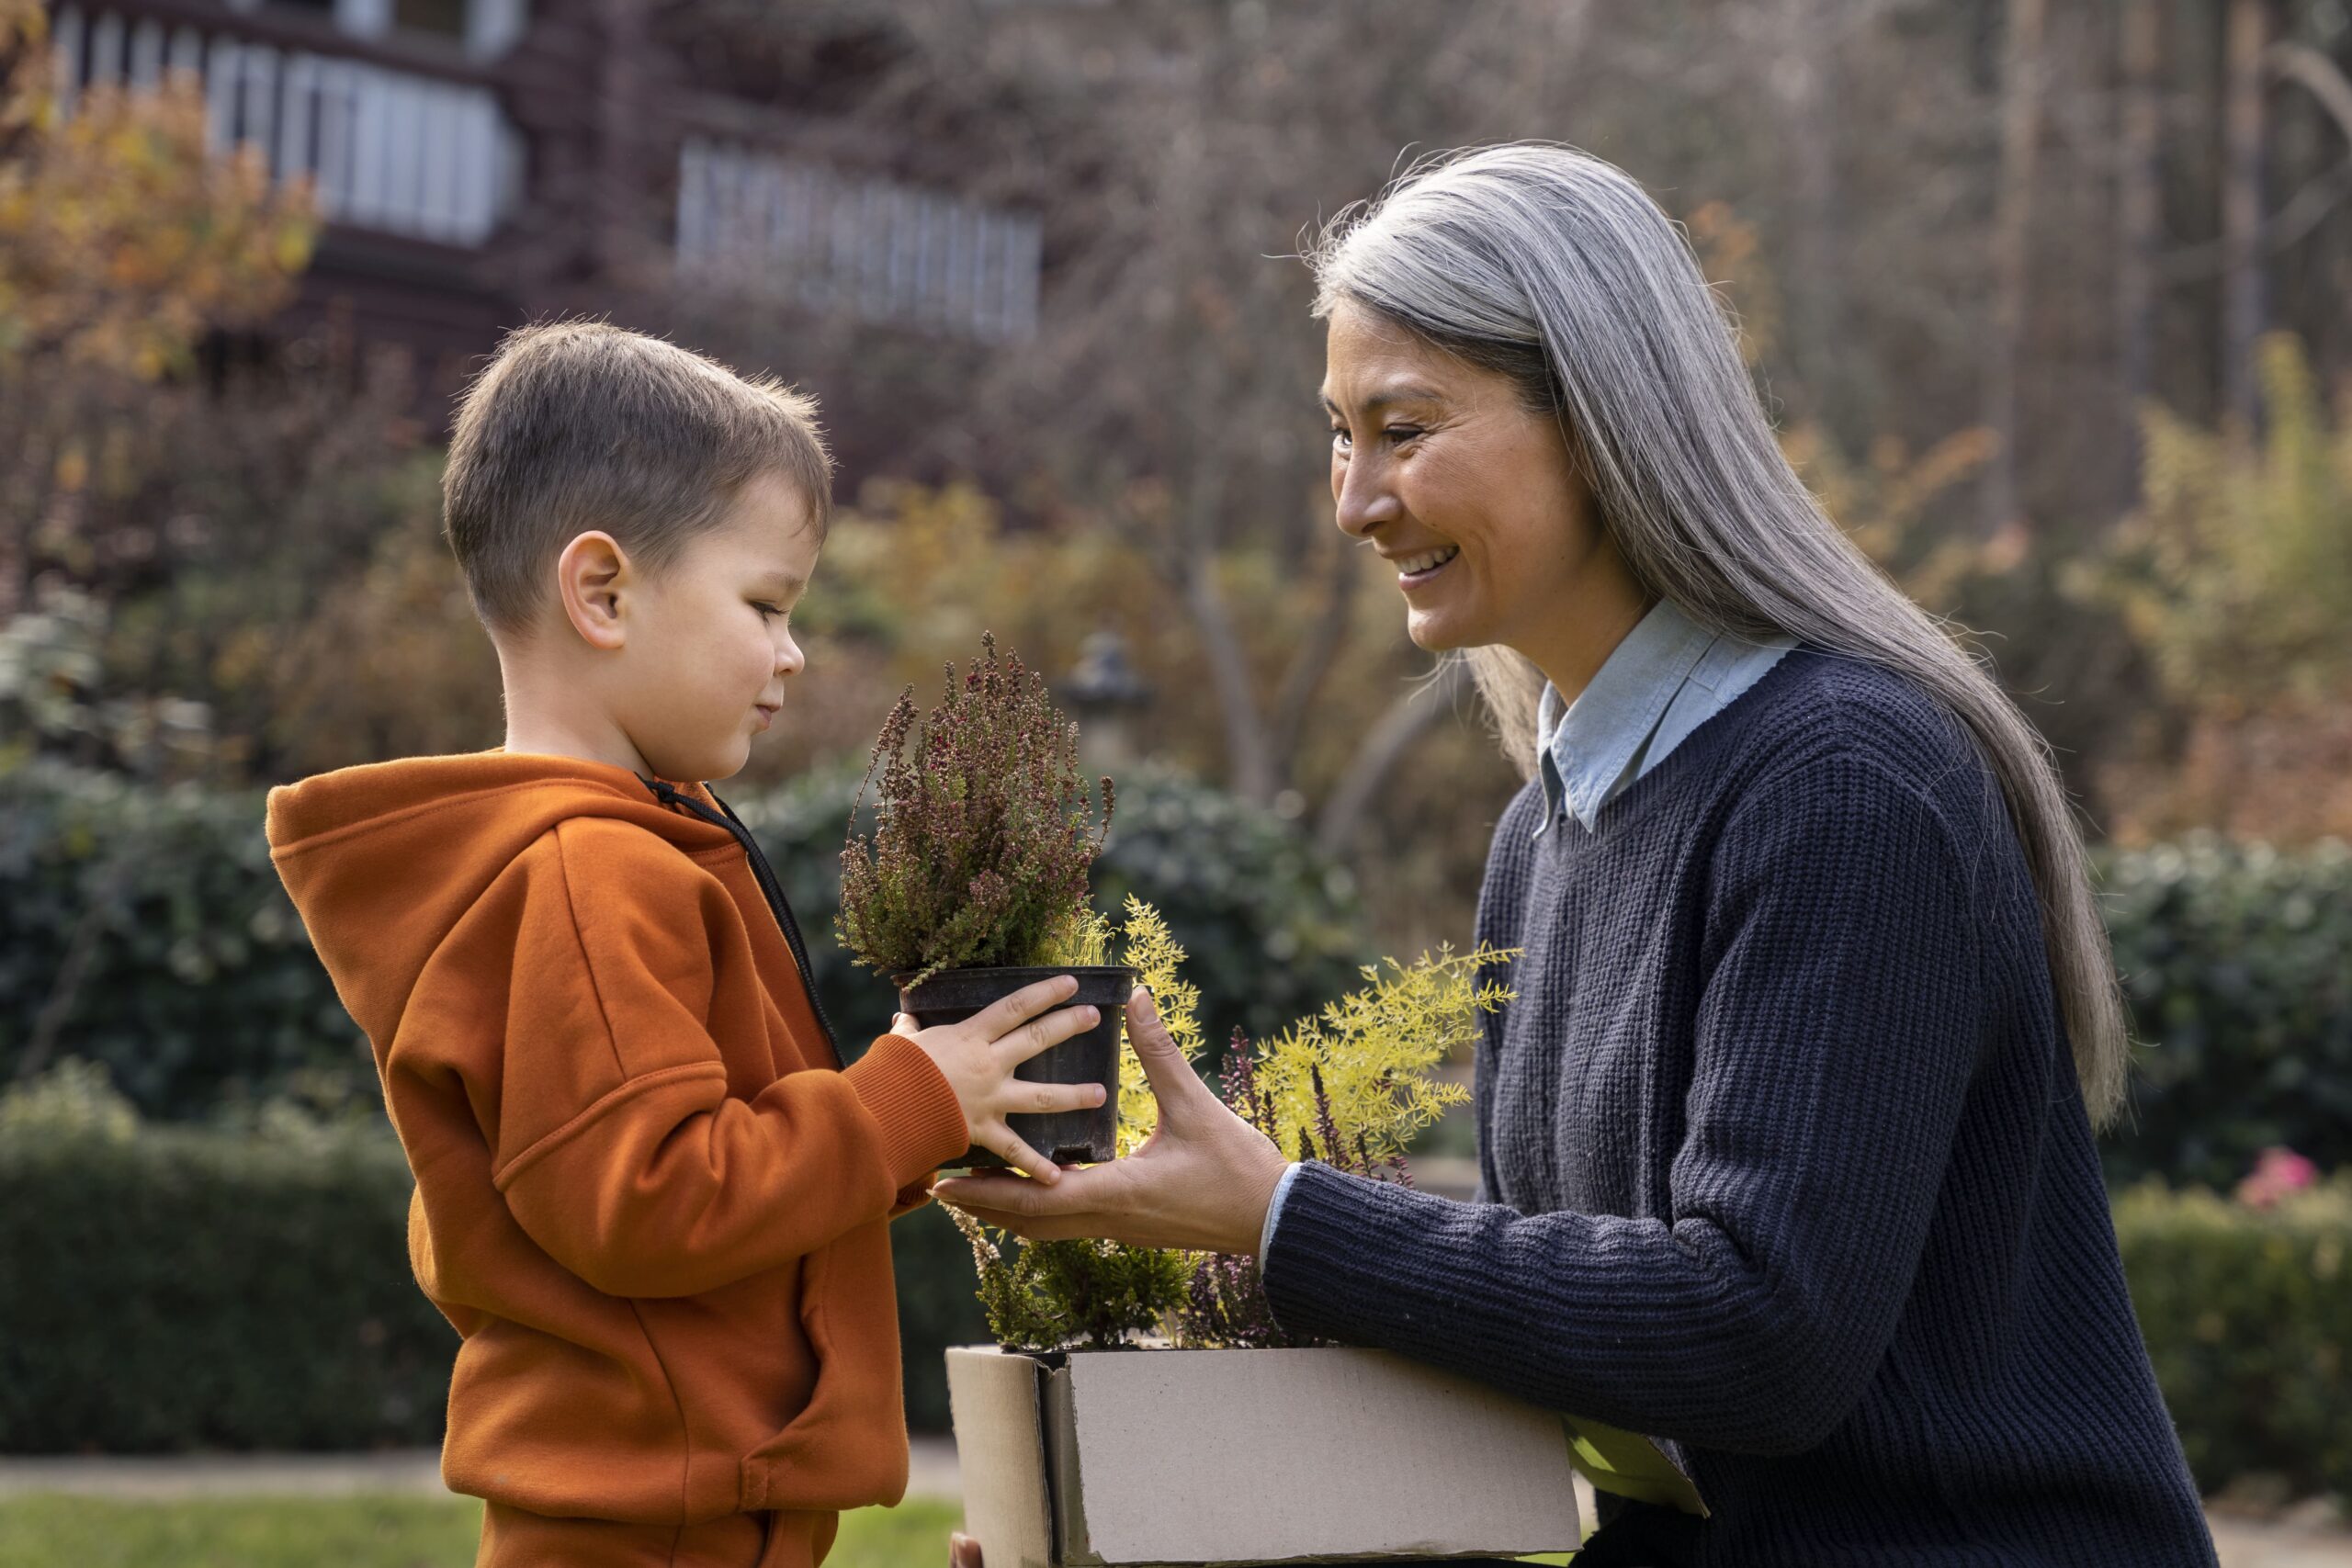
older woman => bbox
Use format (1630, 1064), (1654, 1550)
(942, 144), (2217, 1566)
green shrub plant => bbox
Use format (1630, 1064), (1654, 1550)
(2098, 834), (2352, 1188)
(0, 1064), (447, 1451)
(944, 944), (1502, 1354)
(2113, 1173), (2351, 1498)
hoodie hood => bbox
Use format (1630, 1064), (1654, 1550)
(266, 750), (735, 1047)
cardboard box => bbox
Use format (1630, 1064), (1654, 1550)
(946, 1344), (1705, 1567)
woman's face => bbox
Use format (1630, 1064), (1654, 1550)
(1322, 299), (1623, 660)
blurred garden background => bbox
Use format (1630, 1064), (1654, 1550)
(3, 0), (2350, 1561)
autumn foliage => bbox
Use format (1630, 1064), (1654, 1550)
(0, 0), (316, 380)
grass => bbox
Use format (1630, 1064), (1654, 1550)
(0, 1495), (964, 1568)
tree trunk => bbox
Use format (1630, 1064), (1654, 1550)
(1981, 0), (2047, 536)
(2114, 0), (2161, 512)
(1313, 660), (1469, 860)
(1266, 520), (1354, 787)
(1775, 0), (1860, 443)
(1169, 458), (1279, 805)
(2220, 0), (2270, 435)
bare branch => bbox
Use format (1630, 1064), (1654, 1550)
(1313, 659), (1471, 860)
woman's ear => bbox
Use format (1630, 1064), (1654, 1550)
(554, 531), (631, 651)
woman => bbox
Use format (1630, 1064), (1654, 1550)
(941, 144), (2216, 1566)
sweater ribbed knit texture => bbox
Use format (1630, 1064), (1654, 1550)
(1261, 651), (2216, 1567)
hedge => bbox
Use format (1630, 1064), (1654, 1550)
(2112, 1176), (2351, 1498)
(0, 1065), (984, 1450)
(8, 761), (2347, 1193)
(6, 1077), (2346, 1497)
(0, 762), (372, 1118)
(2098, 835), (2352, 1189)
(0, 1068), (447, 1451)
(0, 759), (1366, 1120)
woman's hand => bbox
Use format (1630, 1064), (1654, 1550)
(948, 1530), (980, 1567)
(933, 989), (1290, 1257)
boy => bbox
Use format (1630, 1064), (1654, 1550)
(266, 321), (1102, 1567)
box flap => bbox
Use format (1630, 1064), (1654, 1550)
(1049, 1347), (1580, 1564)
(945, 1347), (1057, 1568)
(1562, 1415), (1708, 1517)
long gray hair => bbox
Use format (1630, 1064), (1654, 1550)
(1310, 143), (2128, 1129)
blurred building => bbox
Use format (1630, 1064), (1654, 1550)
(44, 0), (1043, 408)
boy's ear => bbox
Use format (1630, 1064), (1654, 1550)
(554, 531), (631, 651)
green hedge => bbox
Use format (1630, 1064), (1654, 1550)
(6, 1068), (2347, 1496)
(0, 1069), (447, 1451)
(0, 760), (1365, 1119)
(8, 758), (2346, 1193)
(2113, 1175), (2351, 1498)
(2098, 836), (2352, 1189)
(0, 762), (371, 1117)
(0, 1066), (989, 1450)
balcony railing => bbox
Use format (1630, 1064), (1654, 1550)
(51, 4), (521, 248)
(677, 139), (1042, 344)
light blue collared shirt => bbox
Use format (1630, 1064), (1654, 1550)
(1534, 598), (1795, 835)
(1256, 601), (1794, 1260)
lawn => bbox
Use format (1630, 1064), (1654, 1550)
(0, 1495), (965, 1568)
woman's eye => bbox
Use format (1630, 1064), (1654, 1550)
(1384, 425), (1423, 445)
(1329, 426), (1352, 452)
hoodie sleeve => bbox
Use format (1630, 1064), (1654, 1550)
(480, 819), (969, 1300)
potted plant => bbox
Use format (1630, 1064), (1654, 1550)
(943, 945), (1709, 1566)
(837, 634), (1128, 1168)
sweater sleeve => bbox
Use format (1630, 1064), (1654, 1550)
(486, 821), (970, 1300)
(1261, 753), (1985, 1455)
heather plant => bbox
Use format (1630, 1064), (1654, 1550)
(836, 635), (1113, 987)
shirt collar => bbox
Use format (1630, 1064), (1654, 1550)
(1535, 598), (1716, 832)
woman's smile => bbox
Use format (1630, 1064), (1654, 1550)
(1392, 543), (1462, 587)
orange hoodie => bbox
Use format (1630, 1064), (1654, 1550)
(266, 751), (969, 1529)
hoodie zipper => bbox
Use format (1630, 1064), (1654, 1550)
(639, 776), (844, 1068)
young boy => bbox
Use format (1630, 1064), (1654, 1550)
(266, 321), (1102, 1568)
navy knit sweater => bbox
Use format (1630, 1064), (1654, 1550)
(1261, 651), (2216, 1566)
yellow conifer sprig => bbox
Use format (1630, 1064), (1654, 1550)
(1249, 944), (1512, 1167)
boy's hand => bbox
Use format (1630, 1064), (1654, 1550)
(893, 975), (1106, 1184)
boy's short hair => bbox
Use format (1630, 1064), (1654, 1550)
(443, 320), (833, 637)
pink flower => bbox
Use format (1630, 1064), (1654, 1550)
(2234, 1146), (2319, 1209)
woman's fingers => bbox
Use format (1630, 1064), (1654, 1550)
(937, 1162), (1118, 1219)
(949, 1531), (983, 1568)
(1127, 990), (1213, 1121)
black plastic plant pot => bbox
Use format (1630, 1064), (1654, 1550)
(896, 964), (1136, 1170)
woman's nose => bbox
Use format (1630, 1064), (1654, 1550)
(1332, 454), (1401, 539)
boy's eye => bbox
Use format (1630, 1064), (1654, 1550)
(751, 602), (784, 619)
